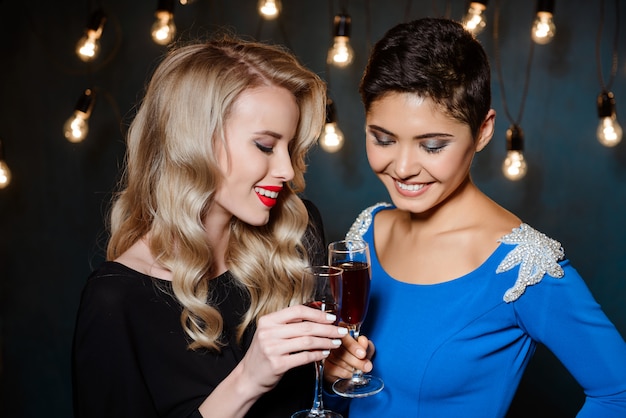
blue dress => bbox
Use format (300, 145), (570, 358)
(328, 203), (626, 417)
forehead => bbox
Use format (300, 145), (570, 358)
(367, 92), (470, 134)
(226, 85), (300, 138)
(367, 92), (438, 120)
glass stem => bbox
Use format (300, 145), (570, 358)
(348, 324), (367, 382)
(311, 360), (325, 412)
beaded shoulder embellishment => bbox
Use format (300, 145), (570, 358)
(497, 223), (565, 302)
(346, 202), (393, 240)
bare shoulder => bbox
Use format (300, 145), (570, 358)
(483, 211), (522, 243)
(372, 207), (404, 246)
(470, 196), (523, 242)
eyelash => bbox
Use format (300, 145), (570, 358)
(423, 144), (446, 154)
(371, 133), (448, 154)
(255, 142), (274, 154)
(371, 133), (395, 147)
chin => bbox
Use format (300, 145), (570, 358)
(387, 195), (423, 214)
(243, 213), (271, 227)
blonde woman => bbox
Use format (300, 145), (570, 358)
(72, 36), (347, 418)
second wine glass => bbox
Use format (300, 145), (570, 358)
(291, 265), (344, 418)
(328, 239), (384, 398)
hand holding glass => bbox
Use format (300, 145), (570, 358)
(291, 265), (344, 418)
(328, 240), (384, 398)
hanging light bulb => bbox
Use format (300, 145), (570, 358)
(64, 89), (96, 143)
(151, 0), (176, 45)
(531, 0), (556, 44)
(258, 0), (281, 20)
(76, 9), (106, 62)
(502, 124), (528, 181)
(327, 13), (354, 68)
(596, 90), (623, 147)
(462, 1), (488, 35)
(0, 139), (11, 189)
(320, 99), (344, 153)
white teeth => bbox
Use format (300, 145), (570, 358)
(255, 187), (279, 199)
(396, 181), (424, 192)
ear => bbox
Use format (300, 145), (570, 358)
(475, 109), (496, 152)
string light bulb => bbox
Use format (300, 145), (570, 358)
(64, 89), (96, 143)
(502, 124), (528, 181)
(531, 0), (556, 45)
(320, 99), (344, 153)
(0, 139), (11, 189)
(258, 0), (281, 20)
(151, 0), (176, 45)
(327, 13), (354, 68)
(462, 1), (488, 35)
(596, 90), (623, 147)
(76, 9), (106, 62)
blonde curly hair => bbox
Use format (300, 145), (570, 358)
(107, 36), (326, 351)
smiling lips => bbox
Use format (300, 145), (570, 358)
(395, 179), (426, 196)
(255, 185), (282, 207)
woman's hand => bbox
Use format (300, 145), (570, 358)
(239, 304), (348, 393)
(323, 334), (375, 383)
(198, 305), (348, 417)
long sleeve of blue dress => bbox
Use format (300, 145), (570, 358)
(513, 259), (626, 417)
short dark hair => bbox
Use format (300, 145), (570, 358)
(359, 18), (491, 138)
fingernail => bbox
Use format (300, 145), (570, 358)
(322, 350), (330, 356)
(364, 361), (373, 372)
(338, 327), (348, 335)
(356, 348), (366, 358)
(326, 313), (337, 321)
(332, 339), (342, 346)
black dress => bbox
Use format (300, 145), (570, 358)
(72, 200), (326, 418)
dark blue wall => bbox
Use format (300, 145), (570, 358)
(1, 0), (625, 416)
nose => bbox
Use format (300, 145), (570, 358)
(272, 147), (295, 182)
(394, 143), (420, 180)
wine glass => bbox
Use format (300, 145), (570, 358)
(328, 239), (384, 398)
(291, 265), (344, 418)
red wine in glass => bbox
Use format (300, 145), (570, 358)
(291, 266), (344, 418)
(336, 261), (370, 326)
(329, 240), (384, 398)
(305, 301), (339, 320)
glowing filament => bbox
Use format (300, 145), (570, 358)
(151, 11), (176, 45)
(76, 31), (101, 61)
(502, 150), (527, 181)
(532, 12), (556, 44)
(258, 0), (281, 19)
(327, 37), (354, 68)
(0, 160), (11, 189)
(462, 2), (487, 35)
(320, 122), (344, 153)
(597, 117), (623, 147)
(64, 111), (90, 143)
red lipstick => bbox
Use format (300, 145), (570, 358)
(255, 185), (283, 208)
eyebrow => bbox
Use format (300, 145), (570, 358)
(367, 124), (454, 140)
(253, 130), (283, 139)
